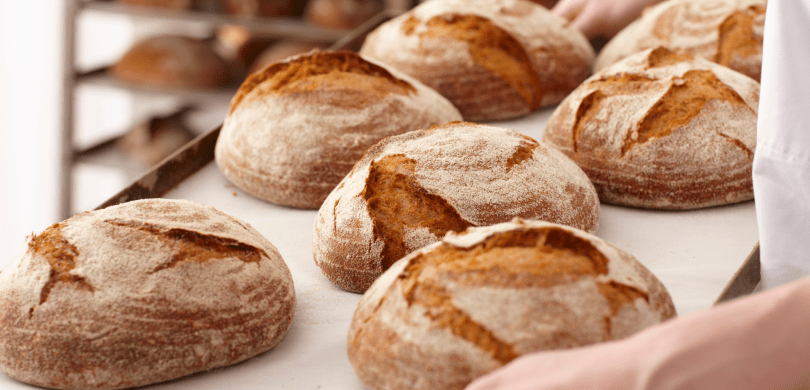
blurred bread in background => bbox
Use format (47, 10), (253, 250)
(305, 0), (383, 29)
(110, 35), (231, 89)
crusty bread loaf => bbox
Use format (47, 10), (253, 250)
(359, 0), (594, 121)
(348, 218), (676, 390)
(215, 50), (462, 209)
(111, 35), (231, 89)
(305, 0), (383, 30)
(313, 122), (600, 293)
(0, 199), (295, 390)
(595, 0), (766, 81)
(543, 47), (759, 209)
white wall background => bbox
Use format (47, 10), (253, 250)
(0, 2), (137, 265)
(0, 1), (64, 264)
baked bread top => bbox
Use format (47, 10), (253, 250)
(215, 50), (462, 209)
(359, 0), (594, 121)
(348, 218), (675, 390)
(543, 47), (759, 209)
(0, 199), (295, 390)
(313, 121), (600, 293)
(595, 0), (767, 81)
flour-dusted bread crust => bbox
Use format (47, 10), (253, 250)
(359, 0), (594, 121)
(313, 122), (600, 293)
(348, 218), (676, 390)
(110, 35), (231, 89)
(543, 48), (759, 209)
(595, 0), (767, 81)
(0, 199), (296, 390)
(215, 50), (462, 209)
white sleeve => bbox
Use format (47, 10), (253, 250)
(753, 0), (810, 289)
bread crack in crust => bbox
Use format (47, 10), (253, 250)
(403, 13), (543, 110)
(347, 219), (674, 390)
(102, 220), (267, 273)
(544, 47), (759, 209)
(363, 154), (473, 270)
(230, 50), (416, 113)
(28, 222), (93, 313)
(624, 69), (752, 156)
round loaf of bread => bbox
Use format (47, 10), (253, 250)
(348, 218), (676, 390)
(595, 0), (766, 81)
(359, 0), (594, 121)
(215, 50), (462, 209)
(111, 35), (231, 89)
(0, 199), (296, 390)
(313, 122), (600, 293)
(543, 47), (759, 209)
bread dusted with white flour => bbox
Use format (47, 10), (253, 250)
(215, 50), (462, 209)
(0, 199), (295, 390)
(313, 122), (600, 293)
(595, 0), (767, 81)
(543, 47), (759, 209)
(348, 219), (676, 390)
(359, 0), (594, 121)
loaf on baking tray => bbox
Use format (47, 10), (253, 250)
(0, 199), (295, 390)
(595, 0), (767, 81)
(348, 218), (676, 390)
(111, 35), (231, 89)
(359, 0), (594, 121)
(313, 121), (600, 293)
(543, 47), (759, 209)
(215, 50), (462, 209)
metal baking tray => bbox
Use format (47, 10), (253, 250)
(0, 10), (760, 388)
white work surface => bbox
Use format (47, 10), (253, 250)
(0, 107), (759, 390)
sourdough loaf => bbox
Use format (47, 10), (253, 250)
(313, 122), (600, 293)
(595, 0), (767, 81)
(215, 50), (462, 209)
(543, 47), (759, 209)
(0, 199), (296, 390)
(111, 35), (231, 89)
(348, 218), (676, 390)
(359, 0), (594, 121)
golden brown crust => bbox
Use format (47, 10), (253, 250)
(313, 122), (600, 293)
(596, 0), (766, 81)
(110, 35), (230, 89)
(359, 0), (594, 121)
(347, 219), (675, 390)
(0, 199), (296, 390)
(544, 48), (759, 209)
(216, 50), (462, 209)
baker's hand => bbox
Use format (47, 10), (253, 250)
(466, 275), (810, 390)
(551, 0), (663, 39)
(464, 340), (639, 390)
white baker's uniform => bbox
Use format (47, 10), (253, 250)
(753, 0), (810, 289)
